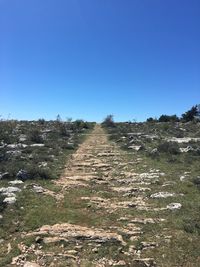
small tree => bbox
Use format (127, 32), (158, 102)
(158, 114), (179, 122)
(56, 114), (62, 122)
(181, 105), (198, 122)
(147, 117), (157, 122)
(28, 129), (43, 143)
(102, 115), (115, 127)
(74, 119), (84, 129)
(38, 118), (46, 125)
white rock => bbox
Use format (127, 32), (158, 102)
(32, 185), (44, 193)
(150, 192), (175, 198)
(167, 203), (182, 210)
(162, 181), (176, 187)
(6, 150), (22, 157)
(113, 260), (126, 266)
(7, 143), (27, 148)
(3, 196), (16, 204)
(2, 192), (16, 197)
(9, 180), (24, 185)
(180, 146), (194, 153)
(128, 145), (142, 151)
(19, 134), (27, 142)
(38, 162), (47, 168)
(166, 137), (200, 143)
(0, 187), (21, 193)
(6, 144), (19, 149)
(140, 173), (160, 179)
(23, 262), (41, 267)
(30, 144), (44, 147)
(180, 175), (187, 181)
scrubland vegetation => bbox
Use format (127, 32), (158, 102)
(102, 106), (200, 266)
(0, 118), (94, 181)
(0, 106), (200, 266)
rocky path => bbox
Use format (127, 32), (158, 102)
(13, 125), (172, 267)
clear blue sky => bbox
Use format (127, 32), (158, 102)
(0, 0), (199, 122)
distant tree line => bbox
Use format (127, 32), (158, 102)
(147, 105), (199, 123)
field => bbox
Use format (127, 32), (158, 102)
(0, 120), (200, 266)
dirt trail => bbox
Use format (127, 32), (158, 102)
(55, 124), (121, 189)
(15, 125), (166, 266)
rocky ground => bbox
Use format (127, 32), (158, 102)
(0, 124), (200, 266)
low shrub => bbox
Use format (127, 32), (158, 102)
(28, 166), (52, 180)
(28, 129), (43, 143)
(193, 177), (200, 188)
(102, 115), (115, 128)
(159, 114), (179, 122)
(183, 218), (200, 235)
(0, 195), (6, 212)
(157, 141), (180, 155)
(58, 123), (70, 137)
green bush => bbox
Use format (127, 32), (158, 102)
(38, 118), (46, 125)
(102, 115), (115, 127)
(0, 120), (17, 144)
(28, 166), (52, 179)
(0, 195), (6, 212)
(183, 218), (200, 235)
(146, 117), (157, 122)
(58, 123), (70, 137)
(181, 105), (198, 122)
(193, 177), (200, 188)
(157, 141), (180, 155)
(159, 114), (179, 122)
(73, 120), (89, 130)
(28, 129), (43, 143)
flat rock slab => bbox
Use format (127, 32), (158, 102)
(112, 186), (151, 193)
(3, 196), (16, 204)
(25, 223), (126, 246)
(0, 186), (21, 193)
(9, 180), (24, 185)
(167, 203), (182, 210)
(23, 262), (41, 267)
(150, 192), (175, 198)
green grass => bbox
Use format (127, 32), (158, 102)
(1, 121), (200, 266)
(103, 122), (200, 266)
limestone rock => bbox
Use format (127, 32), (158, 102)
(32, 185), (44, 193)
(150, 192), (175, 198)
(150, 148), (158, 155)
(23, 262), (41, 267)
(112, 186), (150, 194)
(30, 144), (45, 147)
(167, 203), (182, 210)
(3, 196), (16, 204)
(2, 192), (16, 197)
(26, 223), (126, 246)
(9, 180), (24, 185)
(113, 260), (126, 266)
(7, 143), (27, 149)
(166, 137), (200, 143)
(128, 145), (142, 151)
(180, 146), (194, 153)
(0, 186), (21, 194)
(43, 236), (68, 244)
